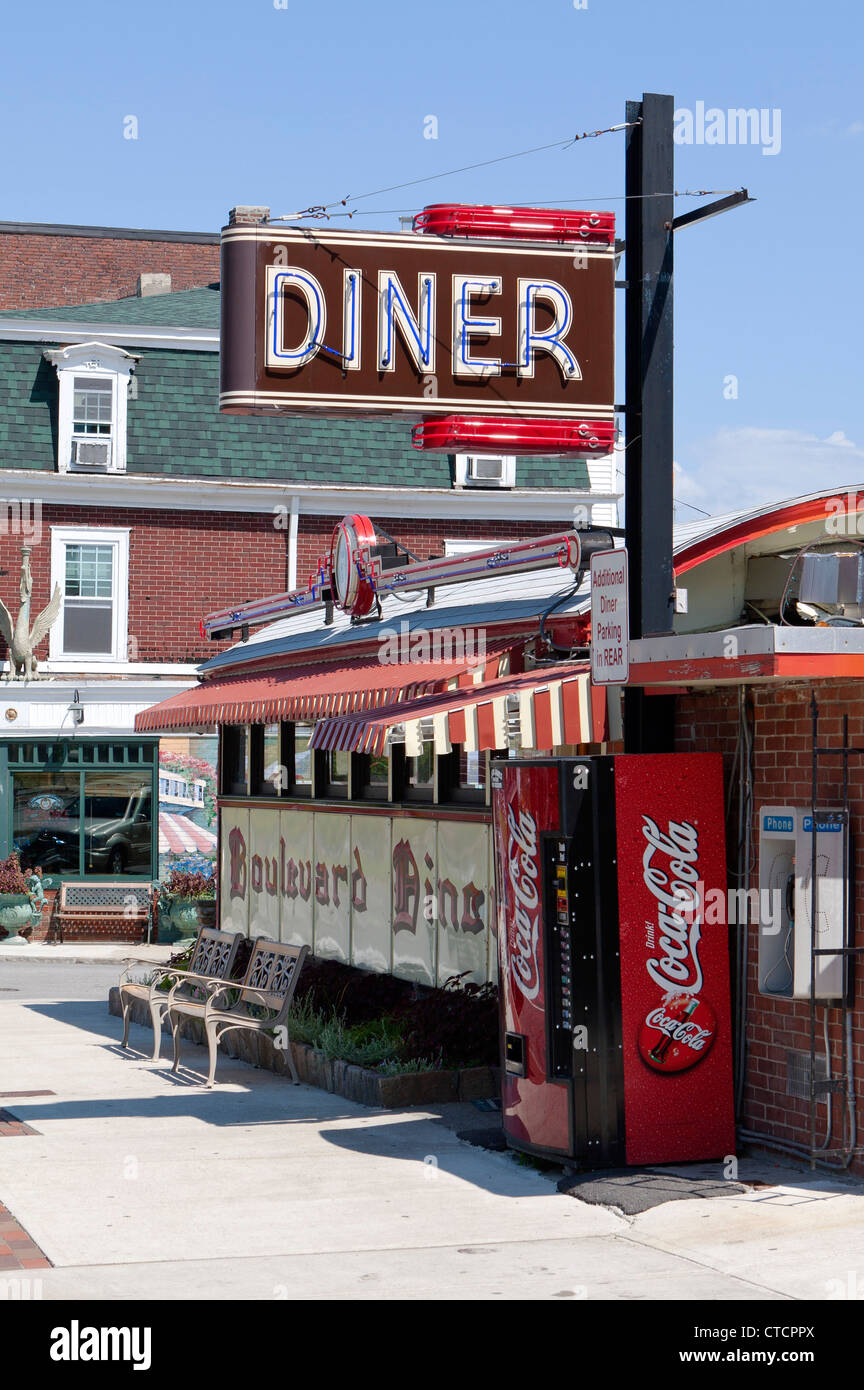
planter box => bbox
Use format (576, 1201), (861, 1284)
(108, 987), (498, 1107)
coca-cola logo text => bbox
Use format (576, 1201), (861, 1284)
(506, 803), (541, 1000)
(642, 816), (704, 994)
(644, 1006), (711, 1053)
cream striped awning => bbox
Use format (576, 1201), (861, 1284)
(311, 663), (607, 756)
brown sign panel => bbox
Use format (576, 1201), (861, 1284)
(220, 226), (614, 422)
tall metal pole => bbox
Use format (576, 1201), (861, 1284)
(624, 93), (675, 753)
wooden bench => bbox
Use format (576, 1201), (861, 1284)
(52, 881), (156, 944)
(119, 927), (244, 1061)
(168, 939), (308, 1088)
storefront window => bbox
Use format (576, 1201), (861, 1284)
(13, 774), (81, 875)
(12, 770), (152, 877)
(82, 773), (152, 876)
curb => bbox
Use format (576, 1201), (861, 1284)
(108, 987), (498, 1107)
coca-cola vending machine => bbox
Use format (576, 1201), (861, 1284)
(491, 754), (735, 1166)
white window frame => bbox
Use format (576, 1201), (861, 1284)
(49, 525), (130, 666)
(44, 342), (138, 475)
(453, 453), (516, 488)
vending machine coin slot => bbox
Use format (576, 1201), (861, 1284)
(504, 1032), (526, 1076)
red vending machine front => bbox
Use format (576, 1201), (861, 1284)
(491, 753), (735, 1167)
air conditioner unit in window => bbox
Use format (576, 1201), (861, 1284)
(70, 437), (111, 470)
(456, 454), (515, 488)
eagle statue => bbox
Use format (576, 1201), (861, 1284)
(0, 546), (62, 681)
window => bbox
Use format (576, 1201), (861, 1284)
(293, 723), (313, 793)
(438, 747), (488, 804)
(12, 769), (153, 878)
(251, 723), (283, 796)
(317, 748), (349, 799)
(63, 544), (114, 654)
(220, 726), (249, 796)
(49, 527), (130, 664)
(402, 744), (435, 802)
(45, 342), (137, 474)
(71, 377), (113, 469)
(354, 753), (389, 801)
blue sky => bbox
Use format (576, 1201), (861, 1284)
(1, 0), (861, 518)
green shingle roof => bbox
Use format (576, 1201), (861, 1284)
(0, 288), (592, 488)
(1, 286), (220, 328)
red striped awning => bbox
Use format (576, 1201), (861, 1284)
(311, 663), (608, 755)
(135, 644), (512, 732)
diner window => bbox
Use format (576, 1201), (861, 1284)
(221, 726), (249, 796)
(251, 723), (284, 796)
(49, 527), (130, 664)
(315, 748), (349, 799)
(438, 747), (488, 804)
(353, 752), (390, 802)
(292, 722), (314, 795)
(402, 743), (435, 802)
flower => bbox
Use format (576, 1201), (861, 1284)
(0, 852), (31, 895)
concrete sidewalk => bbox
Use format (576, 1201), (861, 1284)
(0, 943), (178, 964)
(0, 985), (862, 1300)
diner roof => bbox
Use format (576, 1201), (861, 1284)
(204, 485), (864, 675)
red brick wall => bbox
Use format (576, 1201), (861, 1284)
(0, 506), (287, 665)
(675, 680), (864, 1173)
(296, 513), (573, 578)
(0, 231), (219, 311)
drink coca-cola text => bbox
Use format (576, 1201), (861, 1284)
(642, 815), (704, 994)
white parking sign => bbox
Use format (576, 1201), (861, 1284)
(590, 548), (629, 685)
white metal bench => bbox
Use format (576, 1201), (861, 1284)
(168, 939), (308, 1087)
(119, 927), (244, 1061)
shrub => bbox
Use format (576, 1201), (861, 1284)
(293, 956), (414, 1025)
(287, 958), (500, 1073)
(162, 868), (215, 900)
(399, 973), (499, 1069)
(0, 853), (30, 895)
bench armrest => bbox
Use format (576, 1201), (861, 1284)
(203, 983), (282, 1020)
(166, 972), (233, 1007)
(119, 963), (175, 988)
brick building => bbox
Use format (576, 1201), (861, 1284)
(0, 215), (617, 913)
(634, 490), (864, 1173)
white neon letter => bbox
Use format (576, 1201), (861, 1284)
(517, 278), (581, 381)
(452, 275), (502, 378)
(342, 270), (362, 371)
(377, 271), (436, 373)
(269, 266), (326, 367)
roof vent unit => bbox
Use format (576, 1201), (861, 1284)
(799, 551), (864, 621)
(454, 453), (515, 488)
